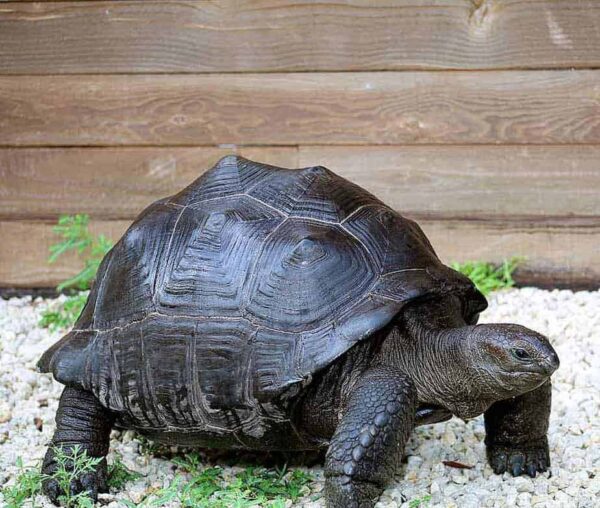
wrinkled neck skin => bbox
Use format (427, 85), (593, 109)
(373, 297), (500, 420)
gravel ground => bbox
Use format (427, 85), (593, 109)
(0, 288), (598, 507)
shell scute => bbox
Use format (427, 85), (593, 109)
(88, 201), (180, 330)
(247, 164), (380, 223)
(194, 319), (255, 410)
(243, 219), (377, 331)
(170, 155), (278, 204)
(156, 197), (283, 318)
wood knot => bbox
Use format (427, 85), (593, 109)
(469, 0), (494, 32)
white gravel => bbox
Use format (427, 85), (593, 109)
(0, 288), (598, 507)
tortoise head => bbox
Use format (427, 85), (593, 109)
(388, 295), (560, 420)
(467, 323), (560, 399)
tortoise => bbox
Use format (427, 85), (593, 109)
(38, 156), (559, 507)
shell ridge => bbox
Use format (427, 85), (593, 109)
(238, 218), (289, 314)
(152, 204), (187, 305)
(242, 193), (289, 218)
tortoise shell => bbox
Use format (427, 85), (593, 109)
(39, 156), (485, 435)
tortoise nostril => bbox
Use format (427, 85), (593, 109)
(542, 352), (560, 375)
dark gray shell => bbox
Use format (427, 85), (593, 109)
(39, 156), (485, 430)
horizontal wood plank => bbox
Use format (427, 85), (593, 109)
(2, 218), (597, 289)
(299, 146), (600, 218)
(0, 147), (299, 219)
(419, 218), (600, 290)
(2, 71), (600, 146)
(1, 1), (600, 73)
(2, 145), (599, 219)
(0, 220), (131, 288)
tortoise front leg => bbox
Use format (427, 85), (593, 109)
(324, 367), (417, 508)
(42, 387), (114, 505)
(485, 380), (552, 477)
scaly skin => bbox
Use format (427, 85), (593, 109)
(42, 387), (114, 504)
(324, 366), (417, 508)
(485, 380), (552, 477)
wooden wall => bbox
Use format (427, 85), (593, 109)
(0, 1), (599, 289)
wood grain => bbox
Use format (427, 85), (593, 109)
(2, 218), (597, 289)
(2, 71), (600, 146)
(418, 218), (600, 290)
(299, 146), (600, 218)
(0, 147), (299, 219)
(2, 145), (599, 219)
(0, 219), (130, 288)
(1, 1), (600, 73)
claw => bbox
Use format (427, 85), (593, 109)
(43, 479), (61, 506)
(80, 473), (100, 501)
(69, 478), (80, 497)
(488, 444), (550, 480)
(509, 454), (524, 476)
(492, 451), (507, 474)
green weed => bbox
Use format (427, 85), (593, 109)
(48, 215), (112, 292)
(409, 493), (432, 508)
(0, 457), (43, 508)
(452, 257), (522, 296)
(1, 449), (142, 508)
(39, 214), (112, 331)
(38, 292), (89, 332)
(106, 453), (143, 490)
(126, 455), (314, 508)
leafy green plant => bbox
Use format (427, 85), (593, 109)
(39, 214), (112, 331)
(135, 435), (172, 458)
(1, 457), (43, 508)
(47, 445), (102, 508)
(48, 215), (112, 292)
(107, 453), (143, 490)
(39, 292), (89, 332)
(126, 456), (314, 508)
(409, 494), (432, 508)
(451, 257), (522, 295)
(1, 449), (141, 508)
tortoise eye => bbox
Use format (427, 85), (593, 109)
(512, 348), (530, 360)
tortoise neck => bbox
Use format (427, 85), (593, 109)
(382, 320), (471, 404)
(374, 297), (493, 418)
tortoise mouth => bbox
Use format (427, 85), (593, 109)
(482, 367), (550, 398)
(503, 369), (548, 382)
(502, 353), (559, 377)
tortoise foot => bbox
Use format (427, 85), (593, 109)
(42, 449), (108, 506)
(324, 474), (382, 508)
(487, 438), (550, 478)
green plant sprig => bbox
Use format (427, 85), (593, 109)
(49, 446), (102, 508)
(125, 453), (314, 508)
(107, 453), (143, 490)
(48, 215), (112, 292)
(451, 257), (523, 296)
(0, 457), (44, 508)
(1, 447), (140, 508)
(40, 214), (112, 331)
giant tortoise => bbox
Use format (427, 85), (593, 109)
(39, 156), (559, 507)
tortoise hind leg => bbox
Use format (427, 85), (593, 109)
(324, 367), (417, 508)
(42, 387), (114, 505)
